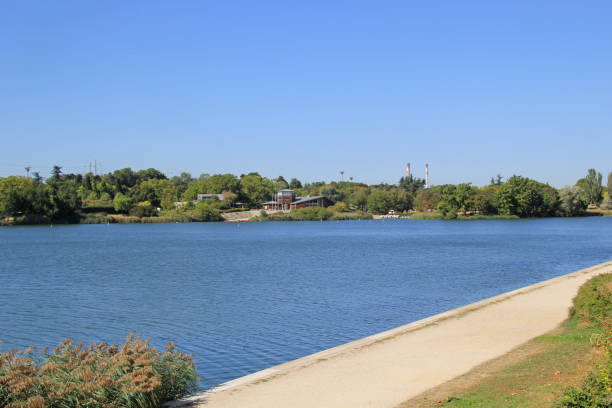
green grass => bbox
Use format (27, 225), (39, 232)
(424, 273), (612, 408)
(408, 212), (443, 220)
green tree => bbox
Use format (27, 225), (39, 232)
(112, 168), (138, 193)
(489, 174), (503, 185)
(113, 192), (132, 213)
(348, 187), (369, 212)
(135, 168), (167, 183)
(0, 177), (54, 222)
(46, 175), (82, 222)
(367, 190), (392, 214)
(495, 176), (559, 217)
(194, 201), (222, 221)
(582, 169), (603, 205)
(437, 185), (459, 219)
(454, 183), (476, 214)
(398, 176), (425, 195)
(289, 178), (303, 189)
(414, 186), (441, 211)
(558, 186), (586, 216)
(607, 172), (612, 197)
(129, 179), (176, 208)
(389, 188), (412, 212)
(220, 190), (238, 208)
(273, 176), (289, 191)
(51, 165), (62, 181)
(329, 201), (349, 212)
(239, 173), (274, 204)
(204, 174), (240, 194)
(473, 185), (499, 214)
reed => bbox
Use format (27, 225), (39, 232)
(0, 333), (198, 408)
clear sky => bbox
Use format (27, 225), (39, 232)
(1, 1), (611, 187)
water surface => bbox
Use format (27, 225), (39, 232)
(1, 218), (611, 388)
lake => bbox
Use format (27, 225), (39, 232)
(1, 218), (611, 389)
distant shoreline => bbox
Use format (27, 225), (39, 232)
(2, 210), (610, 227)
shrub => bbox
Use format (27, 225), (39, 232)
(293, 207), (333, 220)
(600, 197), (612, 210)
(0, 333), (198, 408)
(329, 202), (349, 212)
(113, 193), (133, 214)
(129, 205), (156, 218)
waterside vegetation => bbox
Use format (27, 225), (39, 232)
(0, 333), (198, 408)
(1, 167), (611, 225)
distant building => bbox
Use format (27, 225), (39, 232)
(197, 193), (225, 201)
(261, 189), (333, 210)
(175, 193), (244, 209)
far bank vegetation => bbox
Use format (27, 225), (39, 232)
(1, 167), (611, 225)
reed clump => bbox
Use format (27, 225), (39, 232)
(0, 333), (198, 408)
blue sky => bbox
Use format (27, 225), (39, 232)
(1, 1), (611, 187)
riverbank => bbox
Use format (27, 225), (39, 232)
(401, 273), (612, 407)
(165, 260), (612, 408)
(3, 212), (609, 226)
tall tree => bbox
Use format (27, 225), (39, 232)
(558, 186), (586, 216)
(398, 175), (425, 195)
(489, 174), (503, 185)
(51, 165), (62, 181)
(582, 169), (603, 205)
(289, 178), (303, 189)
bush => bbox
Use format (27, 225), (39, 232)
(0, 333), (198, 408)
(295, 207), (333, 220)
(113, 193), (133, 214)
(79, 214), (115, 224)
(600, 197), (612, 210)
(129, 205), (157, 218)
(329, 202), (349, 212)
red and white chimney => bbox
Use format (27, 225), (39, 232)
(425, 163), (429, 188)
(406, 162), (410, 178)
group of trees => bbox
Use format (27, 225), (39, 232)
(431, 169), (612, 219)
(1, 166), (611, 223)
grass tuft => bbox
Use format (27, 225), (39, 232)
(0, 333), (198, 408)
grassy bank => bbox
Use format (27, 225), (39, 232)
(0, 333), (198, 408)
(407, 212), (520, 220)
(252, 207), (372, 222)
(78, 213), (221, 224)
(402, 273), (611, 408)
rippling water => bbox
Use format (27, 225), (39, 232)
(1, 218), (611, 388)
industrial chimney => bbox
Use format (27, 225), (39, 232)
(425, 163), (429, 188)
(406, 162), (410, 179)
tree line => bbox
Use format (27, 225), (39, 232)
(0, 166), (611, 223)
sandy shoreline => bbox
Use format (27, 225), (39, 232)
(165, 260), (612, 408)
